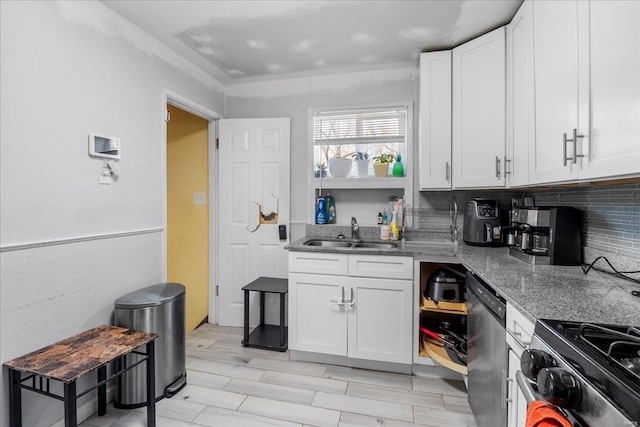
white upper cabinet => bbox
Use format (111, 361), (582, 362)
(529, 0), (640, 184)
(506, 1), (534, 187)
(530, 0), (582, 184)
(452, 27), (506, 189)
(580, 0), (640, 180)
(418, 51), (452, 190)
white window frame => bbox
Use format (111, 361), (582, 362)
(307, 102), (414, 225)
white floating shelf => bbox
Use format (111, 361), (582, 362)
(313, 176), (409, 190)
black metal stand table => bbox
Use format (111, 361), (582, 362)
(242, 277), (288, 352)
(4, 325), (158, 427)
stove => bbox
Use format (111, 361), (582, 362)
(520, 319), (640, 426)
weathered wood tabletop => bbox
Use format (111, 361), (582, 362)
(4, 325), (157, 383)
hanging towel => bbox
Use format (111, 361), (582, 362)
(526, 401), (573, 427)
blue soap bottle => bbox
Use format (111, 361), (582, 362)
(315, 198), (326, 224)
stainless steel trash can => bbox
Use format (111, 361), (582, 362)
(114, 282), (186, 408)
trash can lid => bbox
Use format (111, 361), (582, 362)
(115, 283), (185, 309)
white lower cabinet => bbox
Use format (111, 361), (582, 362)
(506, 303), (535, 427)
(288, 272), (347, 356)
(289, 252), (413, 364)
(508, 348), (527, 427)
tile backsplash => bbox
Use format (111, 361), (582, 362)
(418, 182), (640, 272)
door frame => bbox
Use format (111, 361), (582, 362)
(161, 89), (222, 325)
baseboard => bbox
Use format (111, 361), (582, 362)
(289, 350), (413, 375)
(411, 363), (465, 382)
(290, 350), (465, 381)
(195, 315), (209, 329)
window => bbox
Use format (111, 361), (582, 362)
(313, 106), (408, 178)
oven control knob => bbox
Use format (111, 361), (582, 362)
(520, 349), (556, 380)
(537, 368), (581, 408)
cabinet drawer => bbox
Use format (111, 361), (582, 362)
(348, 255), (413, 279)
(289, 251), (348, 275)
(506, 303), (535, 353)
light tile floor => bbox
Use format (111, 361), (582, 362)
(81, 324), (476, 427)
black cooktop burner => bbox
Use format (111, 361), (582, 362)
(536, 319), (640, 423)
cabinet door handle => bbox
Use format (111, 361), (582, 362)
(507, 328), (531, 348)
(504, 156), (511, 176)
(571, 128), (585, 163)
(505, 376), (513, 404)
(344, 287), (355, 307)
(445, 161), (450, 182)
(495, 156), (501, 179)
(501, 370), (510, 409)
(330, 286), (346, 306)
(512, 331), (531, 347)
(563, 129), (585, 166)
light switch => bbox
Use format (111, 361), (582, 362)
(194, 192), (206, 205)
(99, 164), (111, 185)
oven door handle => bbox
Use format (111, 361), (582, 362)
(516, 370), (538, 405)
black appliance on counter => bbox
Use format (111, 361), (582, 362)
(517, 320), (640, 426)
(463, 199), (503, 246)
(508, 206), (582, 265)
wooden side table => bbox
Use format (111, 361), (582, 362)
(242, 277), (288, 352)
(3, 325), (158, 427)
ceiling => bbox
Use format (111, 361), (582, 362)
(102, 0), (522, 84)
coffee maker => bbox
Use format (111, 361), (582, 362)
(509, 206), (582, 265)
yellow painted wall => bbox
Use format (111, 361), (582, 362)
(167, 105), (209, 332)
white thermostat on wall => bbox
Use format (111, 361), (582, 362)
(89, 133), (121, 159)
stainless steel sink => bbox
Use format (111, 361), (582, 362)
(352, 242), (398, 249)
(303, 239), (352, 248)
(302, 239), (398, 250)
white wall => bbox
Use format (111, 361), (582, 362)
(224, 68), (419, 241)
(0, 1), (223, 425)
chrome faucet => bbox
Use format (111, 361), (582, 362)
(351, 217), (360, 240)
(450, 195), (459, 242)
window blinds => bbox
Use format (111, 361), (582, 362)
(313, 108), (407, 146)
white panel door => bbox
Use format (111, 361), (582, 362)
(218, 118), (290, 326)
(580, 0), (640, 180)
(419, 51), (452, 190)
(347, 277), (413, 364)
(530, 0), (581, 184)
(288, 273), (347, 356)
(506, 1), (534, 187)
(452, 27), (506, 188)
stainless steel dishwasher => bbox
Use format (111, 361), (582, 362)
(466, 271), (507, 427)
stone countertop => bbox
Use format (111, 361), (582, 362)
(287, 236), (640, 326)
(456, 245), (640, 326)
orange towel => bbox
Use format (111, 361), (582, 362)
(526, 401), (572, 427)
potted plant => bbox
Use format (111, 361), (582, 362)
(372, 153), (394, 177)
(328, 146), (353, 177)
(314, 162), (327, 178)
(354, 152), (370, 177)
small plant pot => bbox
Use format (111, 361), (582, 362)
(373, 163), (390, 177)
(328, 158), (353, 177)
(355, 159), (370, 177)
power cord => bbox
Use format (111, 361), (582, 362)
(581, 256), (640, 287)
